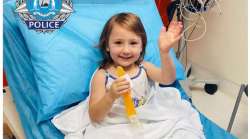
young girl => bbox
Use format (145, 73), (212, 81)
(87, 12), (205, 138)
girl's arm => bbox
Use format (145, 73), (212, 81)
(89, 69), (130, 123)
(143, 54), (176, 84)
(143, 21), (182, 85)
(89, 69), (114, 123)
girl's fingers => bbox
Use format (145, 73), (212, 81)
(178, 21), (183, 26)
(168, 21), (183, 30)
(118, 88), (131, 95)
(117, 81), (130, 87)
(169, 21), (176, 27)
(167, 26), (183, 37)
(116, 84), (130, 92)
(161, 26), (166, 32)
(115, 77), (130, 86)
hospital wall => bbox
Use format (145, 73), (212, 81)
(187, 0), (247, 85)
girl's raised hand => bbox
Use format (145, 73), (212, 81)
(158, 21), (183, 53)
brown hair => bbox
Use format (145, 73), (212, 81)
(98, 12), (147, 68)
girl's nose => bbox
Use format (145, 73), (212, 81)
(122, 45), (130, 54)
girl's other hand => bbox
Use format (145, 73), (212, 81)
(159, 21), (183, 53)
(108, 77), (131, 100)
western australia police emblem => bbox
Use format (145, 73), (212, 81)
(15, 0), (73, 33)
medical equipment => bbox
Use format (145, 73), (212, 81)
(227, 84), (248, 132)
(171, 0), (222, 95)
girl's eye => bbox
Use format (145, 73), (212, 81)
(114, 41), (122, 44)
(130, 42), (138, 45)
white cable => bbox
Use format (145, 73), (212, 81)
(214, 0), (223, 15)
(178, 0), (207, 42)
(182, 13), (207, 42)
(188, 0), (203, 13)
(197, 0), (205, 7)
(179, 0), (196, 21)
(177, 0), (223, 42)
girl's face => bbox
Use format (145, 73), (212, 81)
(107, 24), (143, 68)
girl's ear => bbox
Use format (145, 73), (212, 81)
(106, 47), (110, 52)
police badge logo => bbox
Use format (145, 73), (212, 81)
(15, 0), (73, 33)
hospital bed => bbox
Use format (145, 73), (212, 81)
(3, 0), (237, 138)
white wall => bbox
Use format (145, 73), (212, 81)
(186, 0), (247, 85)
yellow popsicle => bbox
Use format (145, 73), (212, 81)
(116, 66), (137, 119)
